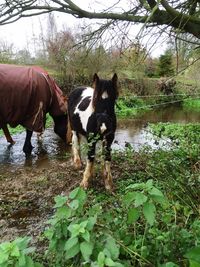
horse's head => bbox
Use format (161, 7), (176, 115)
(92, 73), (118, 113)
(53, 114), (68, 142)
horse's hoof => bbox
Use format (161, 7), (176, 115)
(80, 181), (89, 190)
(8, 140), (15, 145)
(104, 180), (114, 192)
(105, 184), (113, 192)
(23, 145), (34, 155)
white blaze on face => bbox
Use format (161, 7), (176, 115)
(102, 91), (108, 99)
(74, 87), (94, 131)
(100, 122), (107, 133)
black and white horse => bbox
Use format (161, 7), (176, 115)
(68, 73), (118, 191)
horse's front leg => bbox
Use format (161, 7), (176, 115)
(102, 134), (114, 191)
(72, 130), (82, 169)
(80, 136), (96, 189)
(2, 125), (15, 144)
(23, 129), (33, 155)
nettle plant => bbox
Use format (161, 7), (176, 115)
(122, 179), (166, 226)
(44, 187), (124, 267)
(1, 184), (200, 266)
(0, 237), (42, 267)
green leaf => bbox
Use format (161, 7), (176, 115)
(69, 199), (79, 210)
(34, 263), (44, 267)
(105, 236), (119, 260)
(87, 216), (97, 231)
(98, 252), (105, 267)
(122, 192), (136, 207)
(185, 247), (200, 264)
(145, 179), (153, 190)
(160, 262), (179, 267)
(68, 224), (79, 237)
(80, 241), (94, 261)
(10, 245), (20, 257)
(0, 252), (9, 264)
(18, 254), (26, 266)
(105, 257), (116, 266)
(55, 205), (72, 219)
(15, 237), (31, 251)
(126, 182), (145, 190)
(149, 187), (164, 197)
(25, 256), (37, 267)
(114, 263), (125, 267)
(134, 192), (148, 207)
(188, 260), (200, 267)
(81, 230), (90, 242)
(127, 208), (140, 224)
(64, 237), (78, 251)
(80, 220), (88, 229)
(143, 202), (156, 225)
(44, 228), (54, 240)
(54, 195), (68, 208)
(65, 241), (80, 260)
(149, 186), (166, 204)
(69, 187), (87, 203)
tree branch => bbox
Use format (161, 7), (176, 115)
(0, 0), (200, 39)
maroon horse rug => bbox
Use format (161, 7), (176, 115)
(0, 64), (68, 155)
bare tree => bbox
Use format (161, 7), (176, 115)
(0, 0), (200, 41)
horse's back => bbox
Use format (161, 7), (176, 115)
(68, 87), (94, 134)
(0, 64), (51, 131)
(68, 87), (93, 117)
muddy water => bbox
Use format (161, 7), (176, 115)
(0, 129), (68, 166)
(114, 105), (200, 150)
(0, 105), (199, 167)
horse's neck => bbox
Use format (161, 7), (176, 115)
(94, 99), (115, 115)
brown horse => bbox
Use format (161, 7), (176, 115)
(0, 64), (68, 155)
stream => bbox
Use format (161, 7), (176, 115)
(0, 105), (199, 167)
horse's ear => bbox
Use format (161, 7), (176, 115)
(92, 73), (99, 90)
(93, 73), (99, 85)
(112, 73), (118, 98)
(112, 73), (118, 85)
(92, 73), (99, 108)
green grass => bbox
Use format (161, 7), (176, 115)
(116, 96), (150, 118)
(183, 99), (200, 110)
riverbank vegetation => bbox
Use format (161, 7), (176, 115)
(1, 122), (199, 266)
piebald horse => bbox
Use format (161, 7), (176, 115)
(68, 73), (118, 191)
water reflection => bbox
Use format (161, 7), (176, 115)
(113, 105), (200, 150)
(0, 105), (199, 167)
(0, 128), (69, 168)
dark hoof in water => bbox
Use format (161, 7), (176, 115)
(23, 145), (34, 155)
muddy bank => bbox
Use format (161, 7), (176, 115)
(0, 145), (123, 245)
(0, 157), (82, 243)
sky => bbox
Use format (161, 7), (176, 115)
(0, 0), (167, 58)
(0, 12), (78, 51)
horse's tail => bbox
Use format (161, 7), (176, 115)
(66, 118), (72, 144)
(66, 97), (72, 145)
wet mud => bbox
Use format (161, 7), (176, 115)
(0, 129), (80, 243)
